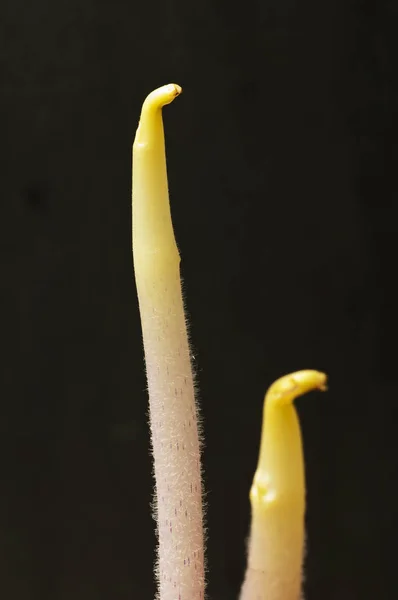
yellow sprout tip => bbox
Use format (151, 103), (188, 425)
(251, 370), (327, 508)
(134, 84), (182, 146)
(266, 369), (327, 408)
(142, 83), (182, 111)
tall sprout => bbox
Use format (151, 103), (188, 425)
(132, 84), (205, 600)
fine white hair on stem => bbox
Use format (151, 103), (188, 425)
(132, 84), (206, 600)
(240, 370), (327, 600)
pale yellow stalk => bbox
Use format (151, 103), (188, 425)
(240, 370), (327, 600)
(132, 84), (205, 600)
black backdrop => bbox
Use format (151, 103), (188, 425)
(1, 1), (397, 598)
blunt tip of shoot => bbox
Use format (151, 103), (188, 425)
(142, 83), (182, 112)
(250, 370), (327, 507)
(134, 84), (182, 147)
(266, 369), (327, 408)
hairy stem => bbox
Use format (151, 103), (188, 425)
(132, 84), (205, 600)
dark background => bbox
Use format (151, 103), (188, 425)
(1, 0), (397, 598)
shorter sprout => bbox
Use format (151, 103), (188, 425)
(240, 370), (327, 600)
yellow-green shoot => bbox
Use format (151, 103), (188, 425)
(132, 84), (327, 600)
